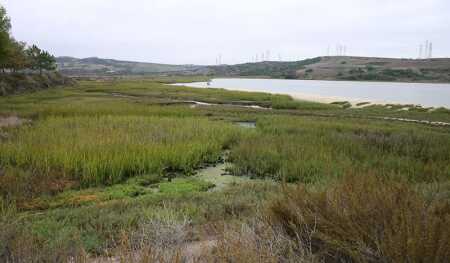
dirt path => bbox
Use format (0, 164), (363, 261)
(0, 116), (29, 128)
(89, 239), (218, 263)
(182, 239), (217, 263)
(376, 116), (450, 127)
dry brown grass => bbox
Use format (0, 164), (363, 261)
(268, 175), (450, 262)
(206, 219), (314, 263)
(0, 167), (78, 210)
(105, 219), (311, 263)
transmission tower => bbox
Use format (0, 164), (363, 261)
(429, 42), (433, 58)
(266, 50), (271, 61)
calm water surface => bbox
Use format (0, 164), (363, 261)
(174, 78), (450, 108)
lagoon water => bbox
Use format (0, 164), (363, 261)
(174, 78), (450, 108)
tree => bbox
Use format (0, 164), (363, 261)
(0, 5), (56, 74)
(26, 45), (56, 74)
(38, 50), (56, 73)
(6, 39), (29, 72)
(0, 5), (10, 33)
(0, 5), (12, 72)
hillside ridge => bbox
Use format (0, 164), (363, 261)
(56, 56), (450, 82)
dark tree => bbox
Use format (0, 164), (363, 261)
(26, 45), (56, 74)
(0, 5), (10, 32)
(0, 5), (12, 72)
(6, 39), (29, 72)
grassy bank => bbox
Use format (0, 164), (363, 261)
(0, 77), (449, 261)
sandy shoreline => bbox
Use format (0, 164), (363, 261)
(208, 87), (385, 108)
(170, 81), (449, 109)
(286, 92), (393, 108)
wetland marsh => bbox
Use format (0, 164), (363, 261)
(0, 78), (449, 262)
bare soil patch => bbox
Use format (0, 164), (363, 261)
(0, 116), (29, 128)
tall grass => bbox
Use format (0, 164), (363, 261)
(230, 116), (450, 183)
(0, 116), (240, 186)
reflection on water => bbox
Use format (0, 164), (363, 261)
(235, 121), (256, 129)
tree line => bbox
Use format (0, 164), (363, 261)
(0, 5), (56, 74)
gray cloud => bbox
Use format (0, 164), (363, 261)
(2, 0), (449, 64)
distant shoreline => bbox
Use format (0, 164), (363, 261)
(173, 78), (450, 109)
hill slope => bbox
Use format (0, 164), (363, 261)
(56, 57), (208, 76)
(56, 56), (450, 82)
(296, 56), (450, 82)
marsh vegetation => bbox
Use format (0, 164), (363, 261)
(0, 78), (449, 262)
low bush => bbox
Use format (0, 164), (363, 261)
(0, 72), (75, 96)
(268, 175), (450, 262)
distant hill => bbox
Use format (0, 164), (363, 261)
(56, 57), (208, 76)
(56, 56), (450, 82)
(207, 58), (322, 79)
(296, 56), (450, 82)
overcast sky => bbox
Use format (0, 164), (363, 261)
(2, 0), (449, 65)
